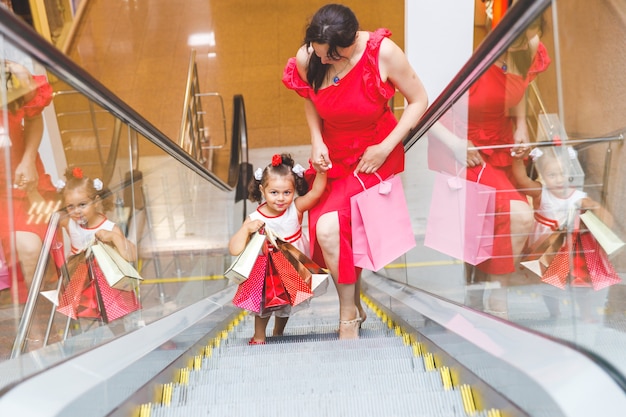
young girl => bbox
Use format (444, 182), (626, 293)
(229, 153), (326, 345)
(57, 166), (139, 321)
(59, 167), (135, 260)
(512, 146), (619, 319)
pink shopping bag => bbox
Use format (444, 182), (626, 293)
(351, 173), (416, 271)
(424, 166), (495, 265)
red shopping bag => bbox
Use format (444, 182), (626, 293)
(269, 249), (313, 306)
(232, 254), (267, 314)
(57, 253), (100, 319)
(424, 167), (495, 265)
(579, 232), (621, 290)
(351, 173), (416, 271)
(91, 258), (141, 323)
(541, 231), (618, 291)
(261, 250), (291, 313)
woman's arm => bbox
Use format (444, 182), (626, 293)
(356, 37), (428, 174)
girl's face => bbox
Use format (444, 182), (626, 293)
(259, 174), (296, 215)
(64, 188), (98, 226)
(541, 160), (568, 197)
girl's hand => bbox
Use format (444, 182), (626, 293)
(94, 229), (115, 244)
(245, 219), (265, 235)
(311, 142), (331, 173)
(356, 143), (389, 174)
(466, 141), (484, 168)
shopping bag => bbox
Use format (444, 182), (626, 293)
(274, 239), (329, 296)
(0, 241), (9, 291)
(580, 211), (625, 256)
(269, 249), (314, 306)
(520, 231), (565, 277)
(90, 242), (142, 290)
(260, 250), (291, 314)
(232, 254), (267, 313)
(542, 232), (591, 289)
(90, 258), (141, 323)
(424, 166), (495, 265)
(579, 232), (621, 290)
(224, 231), (266, 284)
(351, 173), (416, 271)
(57, 252), (101, 319)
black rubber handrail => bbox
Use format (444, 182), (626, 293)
(0, 7), (231, 192)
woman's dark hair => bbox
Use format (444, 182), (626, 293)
(61, 166), (113, 212)
(303, 4), (359, 92)
(247, 153), (309, 203)
(508, 14), (546, 77)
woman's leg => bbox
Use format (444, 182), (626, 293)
(16, 231), (43, 289)
(316, 211), (359, 339)
(487, 200), (534, 317)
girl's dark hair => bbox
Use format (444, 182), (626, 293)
(248, 153), (310, 203)
(303, 4), (359, 93)
(61, 167), (113, 212)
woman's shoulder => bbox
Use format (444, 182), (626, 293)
(282, 46), (312, 96)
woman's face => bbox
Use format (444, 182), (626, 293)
(311, 42), (348, 65)
(508, 26), (540, 52)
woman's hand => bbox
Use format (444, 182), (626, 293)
(355, 143), (389, 174)
(311, 142), (332, 173)
(13, 158), (38, 191)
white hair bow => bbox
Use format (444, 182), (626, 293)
(254, 168), (263, 181)
(292, 164), (305, 178)
(529, 148), (543, 161)
(93, 178), (103, 191)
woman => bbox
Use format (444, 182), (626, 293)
(282, 4), (428, 339)
(430, 15), (551, 316)
(0, 61), (57, 300)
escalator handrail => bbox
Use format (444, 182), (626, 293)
(228, 94), (249, 187)
(0, 7), (231, 192)
(403, 0), (552, 151)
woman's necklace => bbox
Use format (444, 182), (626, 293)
(330, 42), (358, 85)
(496, 52), (508, 73)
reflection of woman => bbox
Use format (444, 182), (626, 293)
(283, 4), (428, 338)
(430, 17), (550, 316)
(0, 61), (57, 294)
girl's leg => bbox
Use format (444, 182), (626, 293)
(250, 314), (271, 344)
(316, 212), (360, 339)
(273, 316), (289, 336)
(354, 271), (366, 323)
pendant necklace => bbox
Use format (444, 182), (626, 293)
(331, 43), (357, 85)
(497, 52), (508, 73)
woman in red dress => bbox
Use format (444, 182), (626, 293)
(283, 4), (428, 338)
(430, 16), (551, 316)
(0, 61), (57, 296)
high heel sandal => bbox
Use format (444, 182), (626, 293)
(338, 310), (362, 340)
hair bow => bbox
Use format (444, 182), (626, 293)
(529, 148), (543, 161)
(292, 164), (305, 178)
(254, 168), (263, 181)
(93, 178), (103, 191)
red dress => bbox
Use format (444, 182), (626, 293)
(282, 29), (403, 284)
(0, 75), (56, 262)
(463, 44), (551, 274)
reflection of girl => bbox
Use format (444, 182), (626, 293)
(430, 16), (551, 317)
(0, 61), (58, 294)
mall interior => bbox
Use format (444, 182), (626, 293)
(0, 0), (625, 416)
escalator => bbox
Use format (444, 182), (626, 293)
(1, 1), (626, 416)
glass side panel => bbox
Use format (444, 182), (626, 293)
(401, 1), (626, 379)
(0, 36), (234, 388)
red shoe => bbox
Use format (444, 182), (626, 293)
(248, 337), (266, 345)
